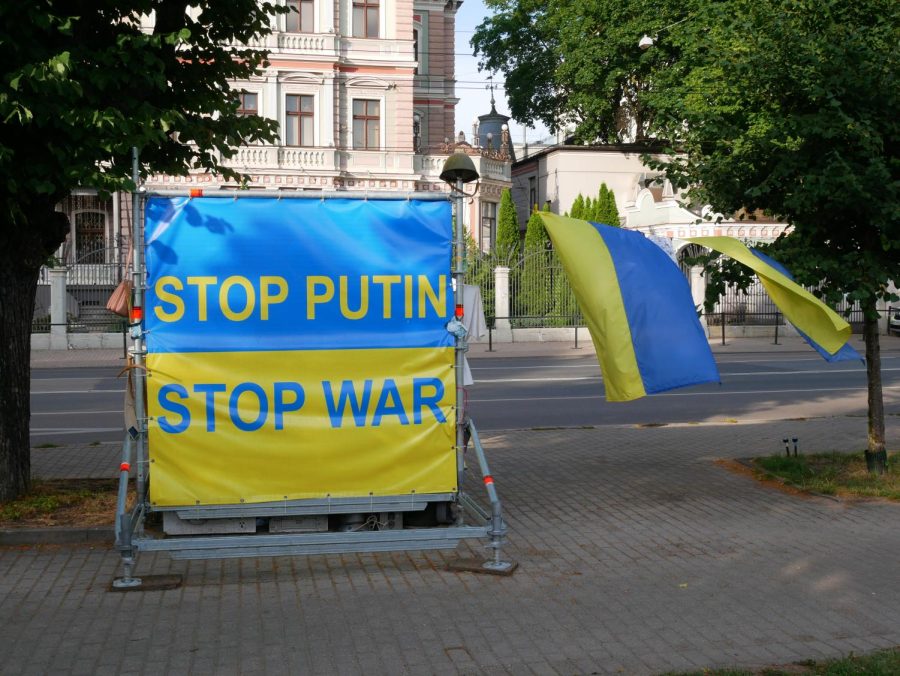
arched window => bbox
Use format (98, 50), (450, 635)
(677, 243), (707, 281)
(75, 211), (107, 263)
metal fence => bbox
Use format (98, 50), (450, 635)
(708, 279), (871, 333)
(509, 249), (581, 328)
(464, 248), (497, 328)
(707, 281), (785, 326)
(33, 246), (129, 333)
(463, 248), (584, 329)
(66, 258), (128, 333)
(463, 249), (880, 334)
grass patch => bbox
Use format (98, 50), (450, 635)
(33, 443), (61, 449)
(753, 451), (899, 500)
(667, 645), (899, 674)
(0, 479), (127, 528)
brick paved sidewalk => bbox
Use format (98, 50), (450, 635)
(6, 416), (899, 675)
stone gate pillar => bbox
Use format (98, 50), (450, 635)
(48, 267), (68, 350)
(494, 266), (512, 342)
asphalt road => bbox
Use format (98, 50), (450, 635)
(468, 352), (900, 430)
(29, 353), (900, 446)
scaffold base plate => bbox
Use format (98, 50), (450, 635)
(445, 557), (519, 576)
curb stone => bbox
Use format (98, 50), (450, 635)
(730, 457), (843, 502)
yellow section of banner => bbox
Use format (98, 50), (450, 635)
(147, 348), (456, 506)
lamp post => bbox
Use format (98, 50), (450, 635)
(638, 15), (693, 50)
(439, 152), (479, 505)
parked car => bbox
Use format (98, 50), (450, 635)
(890, 308), (900, 336)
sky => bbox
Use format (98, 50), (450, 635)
(453, 0), (552, 146)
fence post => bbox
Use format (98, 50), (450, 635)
(494, 266), (512, 343)
(49, 267), (68, 350)
(690, 267), (707, 330)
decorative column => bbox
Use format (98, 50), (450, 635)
(494, 265), (512, 342)
(690, 266), (706, 330)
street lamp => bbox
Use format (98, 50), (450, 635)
(439, 151), (479, 510)
(638, 15), (692, 50)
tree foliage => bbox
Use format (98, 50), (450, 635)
(599, 184), (620, 226)
(494, 188), (520, 261)
(523, 208), (550, 250)
(649, 0), (899, 469)
(516, 209), (553, 321)
(483, 0), (898, 467)
(569, 183), (620, 225)
(649, 0), (899, 312)
(0, 1), (287, 501)
(473, 0), (694, 141)
(570, 194), (585, 220)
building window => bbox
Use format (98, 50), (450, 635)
(285, 94), (315, 146)
(528, 176), (537, 210)
(413, 29), (419, 74)
(352, 0), (379, 38)
(75, 211), (107, 263)
(481, 201), (497, 252)
(286, 0), (314, 32)
(236, 91), (258, 116)
(352, 99), (380, 149)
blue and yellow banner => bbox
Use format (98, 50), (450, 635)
(144, 197), (456, 507)
(748, 247), (861, 362)
(540, 213), (720, 402)
(686, 236), (854, 357)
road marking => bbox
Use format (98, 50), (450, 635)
(31, 410), (123, 416)
(471, 355), (900, 370)
(477, 376), (601, 383)
(469, 385), (900, 403)
(30, 428), (122, 436)
(31, 375), (122, 381)
(31, 389), (125, 395)
(474, 367), (900, 383)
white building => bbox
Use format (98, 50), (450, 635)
(511, 142), (788, 242)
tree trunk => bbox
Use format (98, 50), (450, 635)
(0, 256), (41, 502)
(862, 305), (887, 475)
(0, 203), (69, 502)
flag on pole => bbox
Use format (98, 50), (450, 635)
(685, 237), (856, 360)
(748, 247), (862, 362)
(540, 213), (719, 402)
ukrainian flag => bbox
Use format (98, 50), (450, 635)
(685, 237), (856, 360)
(540, 213), (720, 402)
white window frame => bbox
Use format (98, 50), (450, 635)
(480, 201), (497, 253)
(283, 0), (317, 33)
(348, 0), (383, 38)
(282, 90), (319, 147)
(349, 95), (385, 150)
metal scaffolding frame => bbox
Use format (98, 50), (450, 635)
(113, 174), (514, 587)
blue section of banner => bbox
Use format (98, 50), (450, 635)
(749, 248), (863, 363)
(590, 222), (720, 394)
(144, 197), (453, 353)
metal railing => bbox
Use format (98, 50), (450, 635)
(704, 311), (785, 346)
